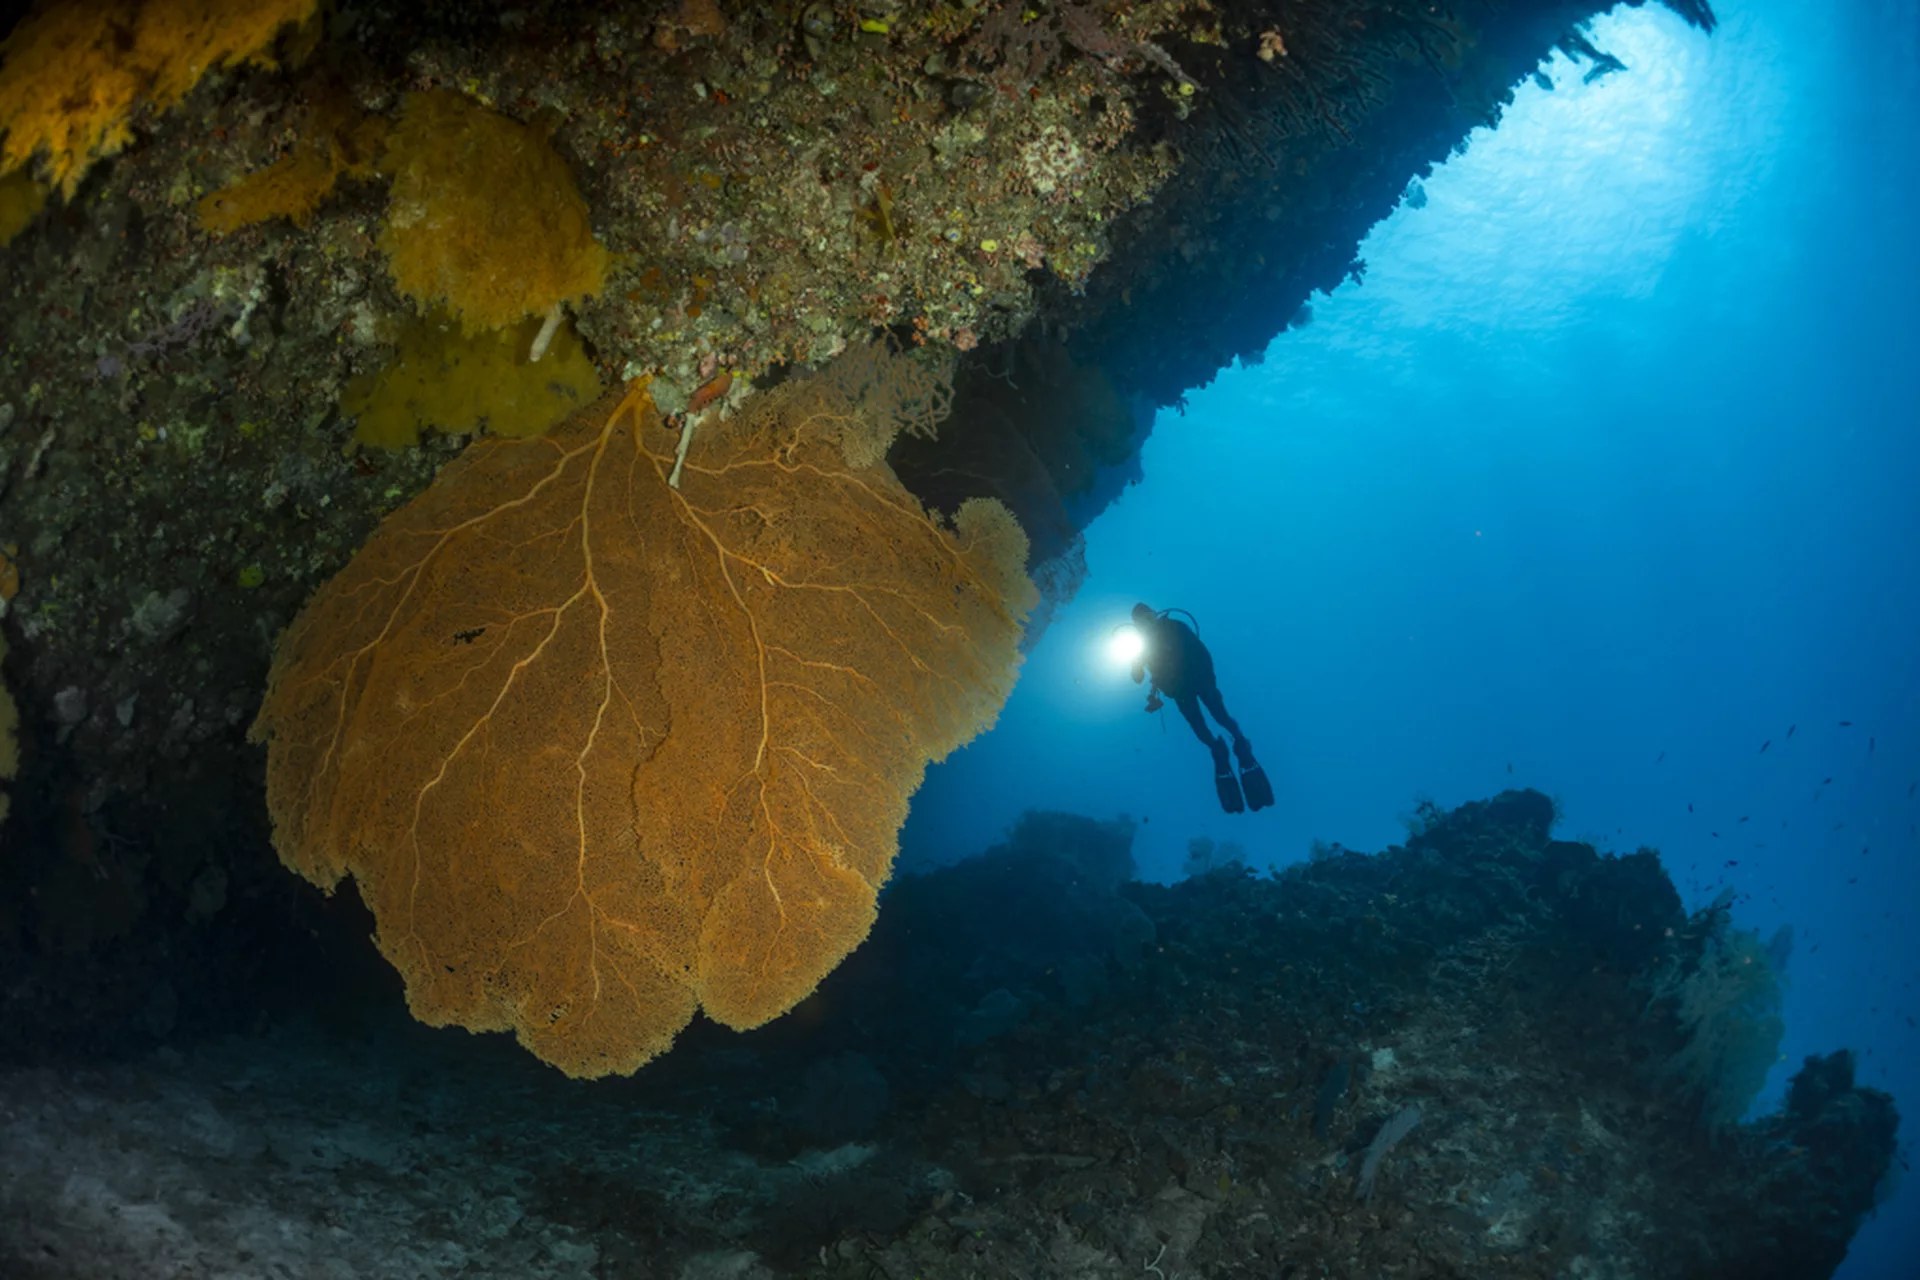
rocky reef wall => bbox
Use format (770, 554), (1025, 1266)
(0, 0), (1710, 1056)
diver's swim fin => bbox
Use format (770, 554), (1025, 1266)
(1240, 763), (1275, 811)
(1212, 741), (1246, 814)
(1235, 739), (1275, 811)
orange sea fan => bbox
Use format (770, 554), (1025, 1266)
(250, 371), (1034, 1077)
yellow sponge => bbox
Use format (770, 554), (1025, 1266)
(377, 90), (609, 332)
(343, 310), (603, 450)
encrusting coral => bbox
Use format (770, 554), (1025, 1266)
(249, 364), (1035, 1077)
(377, 89), (610, 334)
(0, 0), (318, 197)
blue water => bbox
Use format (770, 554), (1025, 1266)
(907, 0), (1920, 1272)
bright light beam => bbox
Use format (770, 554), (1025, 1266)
(1107, 625), (1145, 667)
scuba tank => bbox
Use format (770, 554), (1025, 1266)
(1157, 606), (1200, 639)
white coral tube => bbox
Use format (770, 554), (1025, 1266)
(668, 417), (695, 490)
(529, 303), (564, 363)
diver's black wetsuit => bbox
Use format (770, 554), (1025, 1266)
(1130, 616), (1246, 751)
(1130, 605), (1273, 813)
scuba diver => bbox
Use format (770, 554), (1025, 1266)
(1128, 603), (1275, 814)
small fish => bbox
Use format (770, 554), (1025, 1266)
(1506, 762), (1514, 774)
(1869, 736), (1876, 754)
(1738, 816), (1749, 823)
(1688, 802), (1695, 813)
(1862, 845), (1870, 856)
(1656, 751), (1666, 764)
(1839, 720), (1853, 727)
(1909, 782), (1916, 797)
(1822, 776), (1834, 786)
(1710, 831), (1721, 838)
(1788, 724), (1797, 738)
(1760, 740), (1771, 753)
(1725, 859), (1739, 867)
(1849, 876), (1859, 885)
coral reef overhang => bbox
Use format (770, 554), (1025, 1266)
(0, 0), (1720, 1064)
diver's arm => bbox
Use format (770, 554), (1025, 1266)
(1131, 660), (1145, 684)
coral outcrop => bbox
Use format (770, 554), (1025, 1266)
(0, 792), (1891, 1278)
